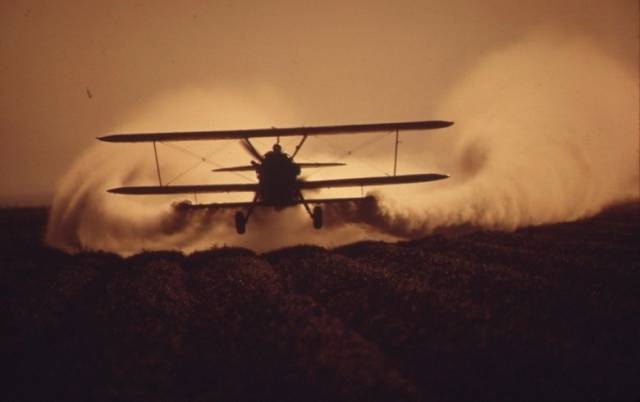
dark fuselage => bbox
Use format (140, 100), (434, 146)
(255, 151), (301, 207)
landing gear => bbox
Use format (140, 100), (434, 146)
(297, 190), (323, 230)
(234, 193), (261, 235)
(312, 206), (323, 229)
(235, 211), (246, 234)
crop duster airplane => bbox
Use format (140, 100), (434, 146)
(99, 120), (453, 234)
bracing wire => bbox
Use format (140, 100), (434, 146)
(159, 141), (254, 183)
(157, 130), (395, 183)
(304, 131), (394, 178)
(164, 148), (218, 186)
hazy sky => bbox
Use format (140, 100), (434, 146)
(1, 0), (638, 205)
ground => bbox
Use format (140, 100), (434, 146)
(1, 203), (639, 401)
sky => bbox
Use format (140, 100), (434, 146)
(1, 0), (639, 253)
(2, 0), (637, 205)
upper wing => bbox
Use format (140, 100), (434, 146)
(98, 120), (453, 143)
(107, 183), (259, 195)
(299, 173), (448, 189)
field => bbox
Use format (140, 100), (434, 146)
(1, 204), (639, 401)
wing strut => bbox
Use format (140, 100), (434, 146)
(153, 141), (163, 186)
(393, 129), (400, 176)
(291, 134), (308, 160)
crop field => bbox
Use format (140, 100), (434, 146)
(1, 204), (639, 401)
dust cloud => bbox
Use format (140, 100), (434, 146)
(45, 88), (398, 254)
(334, 31), (639, 238)
(46, 30), (638, 254)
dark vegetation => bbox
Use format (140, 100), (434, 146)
(1, 203), (639, 401)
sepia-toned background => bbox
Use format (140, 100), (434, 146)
(1, 0), (638, 252)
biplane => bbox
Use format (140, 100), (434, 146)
(99, 120), (453, 234)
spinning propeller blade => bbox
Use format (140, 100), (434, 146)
(240, 138), (264, 162)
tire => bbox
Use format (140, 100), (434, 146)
(312, 206), (323, 229)
(235, 211), (246, 234)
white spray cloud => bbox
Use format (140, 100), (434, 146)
(45, 86), (396, 254)
(46, 31), (638, 254)
(346, 31), (638, 236)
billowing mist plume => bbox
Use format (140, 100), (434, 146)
(45, 88), (398, 254)
(45, 142), (395, 254)
(332, 32), (638, 236)
(46, 31), (638, 254)
(335, 32), (638, 237)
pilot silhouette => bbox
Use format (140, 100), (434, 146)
(262, 144), (300, 175)
(264, 143), (286, 162)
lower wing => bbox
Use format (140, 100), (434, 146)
(299, 173), (448, 189)
(174, 196), (373, 211)
(108, 173), (447, 195)
(107, 183), (259, 195)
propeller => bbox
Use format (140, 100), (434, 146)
(240, 138), (264, 162)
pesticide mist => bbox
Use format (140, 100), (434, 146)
(46, 32), (638, 255)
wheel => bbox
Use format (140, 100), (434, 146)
(312, 206), (323, 229)
(235, 211), (246, 234)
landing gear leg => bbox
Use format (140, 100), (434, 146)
(297, 190), (323, 230)
(235, 192), (260, 235)
(235, 211), (246, 234)
(312, 206), (323, 229)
